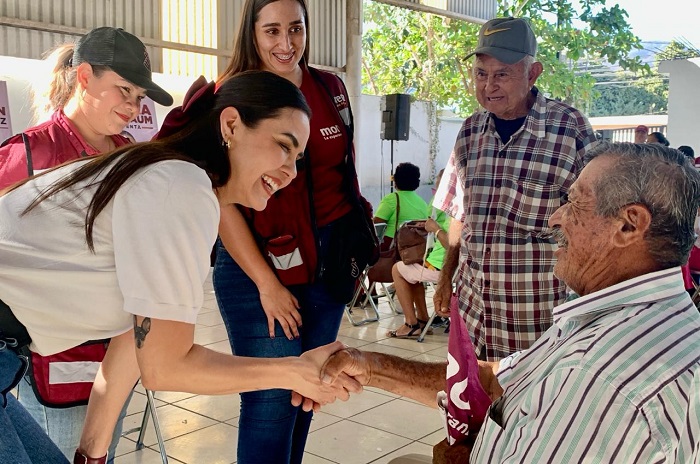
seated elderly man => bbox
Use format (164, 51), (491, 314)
(322, 142), (700, 463)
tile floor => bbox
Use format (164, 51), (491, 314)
(113, 274), (449, 464)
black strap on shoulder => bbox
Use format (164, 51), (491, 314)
(22, 133), (33, 177)
(307, 68), (358, 201)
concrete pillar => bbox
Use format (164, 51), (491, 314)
(346, 0), (363, 175)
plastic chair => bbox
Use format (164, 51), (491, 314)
(344, 223), (389, 326)
(417, 281), (438, 343)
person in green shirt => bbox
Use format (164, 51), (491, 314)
(374, 162), (429, 249)
(388, 170), (450, 338)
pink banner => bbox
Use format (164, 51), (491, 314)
(444, 293), (492, 445)
(123, 97), (158, 142)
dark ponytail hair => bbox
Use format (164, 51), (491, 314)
(22, 70), (311, 251)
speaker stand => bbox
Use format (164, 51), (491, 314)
(390, 139), (394, 193)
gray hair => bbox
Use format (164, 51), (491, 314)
(585, 142), (700, 268)
(521, 55), (535, 75)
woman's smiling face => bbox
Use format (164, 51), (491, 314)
(223, 106), (309, 210)
(253, 0), (307, 79)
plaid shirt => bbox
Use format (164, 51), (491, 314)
(434, 88), (597, 360)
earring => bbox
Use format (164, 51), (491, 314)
(222, 138), (231, 149)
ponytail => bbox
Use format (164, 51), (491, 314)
(31, 43), (109, 123)
(32, 44), (75, 123)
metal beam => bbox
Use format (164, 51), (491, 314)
(0, 15), (232, 57)
(0, 15), (344, 73)
(372, 0), (488, 24)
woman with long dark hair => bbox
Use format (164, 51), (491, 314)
(0, 26), (172, 461)
(212, 1), (376, 462)
(0, 70), (356, 464)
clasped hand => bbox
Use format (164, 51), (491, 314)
(290, 343), (370, 412)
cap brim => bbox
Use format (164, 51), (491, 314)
(115, 69), (174, 106)
(465, 46), (528, 65)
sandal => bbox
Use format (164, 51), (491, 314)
(388, 322), (422, 338)
(417, 319), (433, 335)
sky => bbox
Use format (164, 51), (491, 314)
(612, 0), (699, 47)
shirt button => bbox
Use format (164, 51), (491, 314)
(485, 247), (491, 254)
(494, 183), (501, 188)
(484, 280), (490, 287)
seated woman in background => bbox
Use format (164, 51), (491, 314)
(0, 70), (357, 464)
(373, 162), (429, 249)
(387, 169), (450, 338)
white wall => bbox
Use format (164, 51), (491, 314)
(0, 55), (465, 210)
(659, 58), (700, 151)
(354, 94), (462, 208)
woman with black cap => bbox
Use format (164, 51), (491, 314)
(0, 26), (173, 461)
(0, 26), (173, 190)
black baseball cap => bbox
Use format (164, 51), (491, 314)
(465, 17), (537, 65)
(73, 27), (173, 106)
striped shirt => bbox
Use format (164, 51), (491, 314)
(434, 88), (597, 360)
(470, 268), (700, 463)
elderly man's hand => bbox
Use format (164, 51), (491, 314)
(320, 347), (372, 387)
(433, 277), (453, 318)
(290, 342), (364, 412)
(478, 361), (504, 401)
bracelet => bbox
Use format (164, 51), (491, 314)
(73, 449), (107, 464)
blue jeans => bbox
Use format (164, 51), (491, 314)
(213, 226), (345, 464)
(17, 376), (131, 463)
(0, 346), (68, 463)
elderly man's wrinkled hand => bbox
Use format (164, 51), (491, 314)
(291, 342), (363, 411)
(434, 278), (453, 317)
(320, 347), (372, 387)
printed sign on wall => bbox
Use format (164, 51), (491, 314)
(123, 97), (159, 142)
(0, 81), (13, 142)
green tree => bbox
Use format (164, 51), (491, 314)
(362, 0), (648, 116)
(363, 3), (479, 114)
(588, 40), (698, 116)
(589, 83), (666, 116)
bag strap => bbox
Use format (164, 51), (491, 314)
(389, 192), (401, 247)
(303, 146), (322, 278)
(22, 133), (33, 177)
(308, 67), (359, 203)
(394, 192), (400, 233)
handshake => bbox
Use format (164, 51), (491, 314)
(289, 341), (372, 412)
(287, 340), (469, 412)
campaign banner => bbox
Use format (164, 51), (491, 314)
(123, 97), (158, 142)
(0, 81), (13, 142)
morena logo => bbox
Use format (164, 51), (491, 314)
(319, 125), (341, 138)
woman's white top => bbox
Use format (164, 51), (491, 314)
(0, 159), (220, 355)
